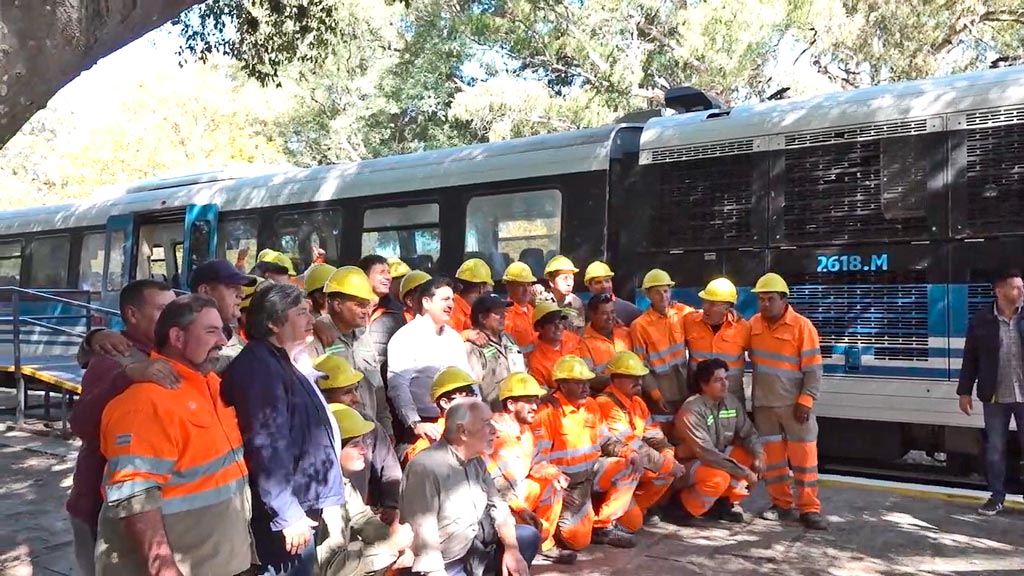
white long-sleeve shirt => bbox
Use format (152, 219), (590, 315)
(387, 313), (472, 425)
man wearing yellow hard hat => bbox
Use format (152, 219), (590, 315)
(403, 366), (479, 464)
(314, 355), (402, 525)
(748, 272), (827, 530)
(595, 351), (684, 532)
(320, 403), (414, 575)
(532, 355), (641, 550)
(303, 263), (337, 318)
(311, 266), (394, 439)
(488, 373), (576, 565)
(525, 302), (581, 388)
(238, 276), (267, 342)
(502, 261), (539, 352)
(397, 270), (431, 322)
(684, 277), (751, 404)
(387, 257), (411, 301)
(542, 255), (585, 335)
(358, 255), (407, 395)
(583, 261), (641, 327)
(450, 257), (494, 343)
(629, 268), (694, 430)
(253, 248), (297, 283)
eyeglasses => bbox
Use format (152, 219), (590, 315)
(591, 294), (613, 305)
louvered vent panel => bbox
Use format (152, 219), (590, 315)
(967, 283), (991, 321)
(790, 284), (929, 361)
(649, 155), (756, 249)
(964, 122), (1024, 234)
(647, 139), (754, 163)
(784, 119), (928, 148)
(965, 105), (1024, 129)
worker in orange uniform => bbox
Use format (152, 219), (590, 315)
(629, 269), (693, 432)
(583, 261), (641, 327)
(503, 261), (538, 352)
(398, 270), (431, 322)
(96, 295), (254, 575)
(685, 277), (751, 405)
(526, 302), (581, 388)
(449, 257), (494, 338)
(749, 273), (828, 531)
(402, 366), (479, 464)
(488, 372), (577, 565)
(596, 351), (684, 530)
(532, 356), (642, 550)
(578, 293), (633, 394)
(675, 358), (763, 523)
(541, 255), (586, 335)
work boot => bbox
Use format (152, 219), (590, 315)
(718, 503), (746, 523)
(799, 511), (829, 531)
(662, 505), (701, 527)
(644, 510), (662, 527)
(760, 505), (798, 522)
(538, 546), (578, 565)
(591, 524), (637, 548)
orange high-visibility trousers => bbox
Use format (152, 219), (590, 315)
(516, 476), (564, 551)
(593, 456), (641, 529)
(755, 405), (820, 513)
(619, 451), (676, 531)
(678, 446), (755, 516)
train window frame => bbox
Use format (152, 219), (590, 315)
(28, 234), (70, 288)
(464, 189), (562, 280)
(217, 218), (259, 272)
(0, 239), (23, 287)
(274, 208), (342, 273)
(361, 203), (441, 274)
(79, 232), (106, 293)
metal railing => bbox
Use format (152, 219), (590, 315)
(0, 287), (120, 427)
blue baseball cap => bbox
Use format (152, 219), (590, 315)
(189, 260), (258, 292)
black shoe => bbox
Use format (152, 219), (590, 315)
(538, 546), (578, 565)
(662, 505), (701, 526)
(591, 524), (637, 548)
(799, 511), (829, 531)
(719, 503), (746, 523)
(760, 505), (799, 522)
(644, 511), (662, 527)
(978, 497), (1004, 516)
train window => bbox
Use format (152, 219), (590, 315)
(28, 235), (70, 288)
(275, 209), (342, 273)
(464, 190), (561, 279)
(361, 204), (440, 273)
(106, 230), (125, 292)
(79, 232), (105, 293)
(218, 218), (258, 272)
(136, 223), (182, 284)
(0, 240), (22, 287)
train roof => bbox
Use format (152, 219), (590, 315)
(641, 65), (1024, 161)
(0, 124), (639, 236)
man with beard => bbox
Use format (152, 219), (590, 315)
(96, 295), (255, 576)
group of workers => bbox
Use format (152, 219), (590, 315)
(64, 247), (828, 576)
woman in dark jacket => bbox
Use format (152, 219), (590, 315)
(222, 282), (344, 576)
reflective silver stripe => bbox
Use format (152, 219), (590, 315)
(760, 434), (784, 443)
(107, 454), (177, 476)
(800, 348), (821, 358)
(167, 446), (245, 486)
(765, 462), (790, 473)
(790, 465), (818, 475)
(764, 475), (791, 486)
(161, 475), (248, 515)
(519, 344), (535, 355)
(749, 349), (799, 365)
(548, 444), (599, 462)
(753, 364), (802, 379)
(649, 342), (686, 362)
(106, 478), (162, 502)
(793, 479), (818, 488)
(559, 460), (599, 475)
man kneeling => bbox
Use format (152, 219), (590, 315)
(674, 358), (764, 523)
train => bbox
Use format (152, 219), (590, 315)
(2, 64), (1024, 473)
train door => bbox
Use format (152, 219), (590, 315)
(101, 214), (134, 313)
(182, 204), (219, 289)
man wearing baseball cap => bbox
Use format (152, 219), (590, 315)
(466, 294), (524, 405)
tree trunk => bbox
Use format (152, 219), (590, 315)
(0, 0), (202, 148)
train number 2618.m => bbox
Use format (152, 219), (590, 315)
(815, 254), (889, 273)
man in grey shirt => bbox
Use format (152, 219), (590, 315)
(399, 399), (538, 576)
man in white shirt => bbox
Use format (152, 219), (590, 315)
(388, 277), (473, 448)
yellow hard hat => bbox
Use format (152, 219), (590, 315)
(431, 366), (477, 401)
(329, 403), (376, 440)
(304, 263), (337, 295)
(456, 258), (493, 285)
(388, 257), (411, 279)
(551, 355), (596, 382)
(314, 354), (364, 391)
(503, 261), (537, 283)
(544, 255), (579, 276)
(498, 372), (548, 401)
(258, 249), (297, 276)
(532, 301), (568, 325)
(642, 268), (675, 290)
(698, 277), (738, 304)
(324, 266), (377, 301)
(239, 276), (266, 311)
(584, 261), (615, 284)
(751, 272), (790, 296)
(399, 270), (432, 300)
(606, 351), (650, 377)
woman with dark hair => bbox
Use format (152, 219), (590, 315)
(221, 282), (343, 576)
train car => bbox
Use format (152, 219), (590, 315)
(620, 65), (1024, 470)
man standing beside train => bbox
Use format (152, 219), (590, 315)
(958, 269), (1024, 516)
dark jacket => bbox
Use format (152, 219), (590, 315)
(957, 303), (1024, 403)
(368, 295), (406, 368)
(221, 339), (344, 566)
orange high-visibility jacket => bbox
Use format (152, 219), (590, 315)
(447, 294), (472, 333)
(486, 412), (563, 511)
(532, 391), (629, 482)
(749, 305), (823, 409)
(505, 303), (535, 352)
(684, 311), (751, 401)
(595, 387), (673, 471)
(403, 416), (445, 464)
(526, 332), (580, 388)
(629, 303), (693, 404)
(578, 325), (633, 375)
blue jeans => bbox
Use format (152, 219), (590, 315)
(443, 524), (541, 576)
(982, 401), (1024, 502)
(257, 538), (316, 576)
